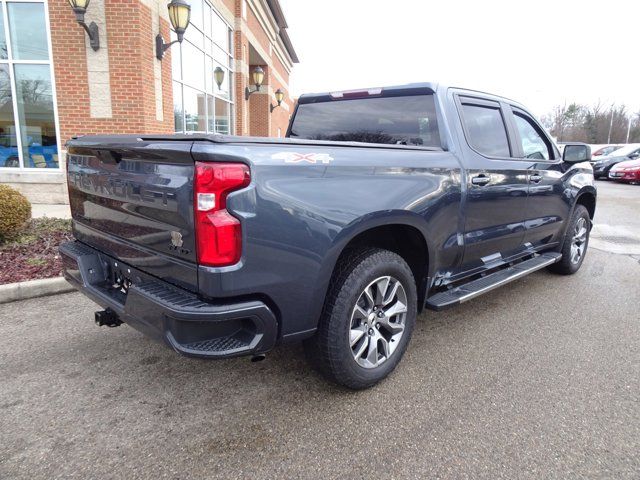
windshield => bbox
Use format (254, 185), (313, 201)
(600, 146), (621, 155)
(605, 144), (640, 157)
(289, 95), (441, 148)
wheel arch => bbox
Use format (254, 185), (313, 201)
(321, 212), (434, 313)
(575, 188), (596, 220)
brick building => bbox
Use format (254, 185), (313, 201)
(0, 0), (297, 204)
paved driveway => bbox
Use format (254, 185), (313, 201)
(1, 181), (639, 479)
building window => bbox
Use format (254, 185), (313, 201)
(0, 0), (60, 169)
(172, 0), (234, 135)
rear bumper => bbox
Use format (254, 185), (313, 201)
(59, 241), (278, 358)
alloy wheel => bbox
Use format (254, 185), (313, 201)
(570, 217), (588, 264)
(349, 276), (408, 369)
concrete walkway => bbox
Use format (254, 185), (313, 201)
(31, 203), (71, 219)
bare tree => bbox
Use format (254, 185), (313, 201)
(544, 102), (640, 144)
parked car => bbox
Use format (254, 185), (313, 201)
(0, 147), (19, 167)
(592, 145), (623, 157)
(0, 134), (20, 167)
(592, 143), (640, 179)
(60, 83), (596, 389)
(609, 158), (640, 183)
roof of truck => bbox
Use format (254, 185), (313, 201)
(297, 82), (440, 104)
(296, 82), (522, 108)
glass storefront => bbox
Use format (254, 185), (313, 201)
(172, 0), (234, 135)
(0, 0), (59, 169)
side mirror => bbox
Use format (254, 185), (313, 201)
(629, 153), (639, 160)
(563, 143), (591, 163)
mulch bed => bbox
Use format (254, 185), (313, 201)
(0, 218), (73, 285)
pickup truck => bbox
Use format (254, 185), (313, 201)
(60, 83), (596, 389)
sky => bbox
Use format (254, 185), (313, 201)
(278, 0), (640, 118)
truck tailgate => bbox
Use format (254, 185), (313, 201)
(66, 137), (198, 292)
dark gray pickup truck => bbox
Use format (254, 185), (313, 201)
(60, 83), (596, 389)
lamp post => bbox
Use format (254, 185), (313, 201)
(214, 67), (225, 89)
(245, 67), (265, 100)
(156, 0), (191, 60)
(67, 0), (100, 51)
(270, 88), (285, 113)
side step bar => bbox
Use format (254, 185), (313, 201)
(426, 252), (562, 311)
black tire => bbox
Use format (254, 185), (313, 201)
(548, 205), (590, 275)
(304, 248), (417, 389)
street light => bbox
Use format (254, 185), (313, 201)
(156, 0), (191, 60)
(67, 0), (100, 51)
(245, 67), (265, 100)
(214, 67), (225, 89)
(270, 88), (285, 113)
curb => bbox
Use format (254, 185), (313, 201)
(0, 277), (75, 304)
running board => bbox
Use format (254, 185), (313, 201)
(426, 252), (562, 311)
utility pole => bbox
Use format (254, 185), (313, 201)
(626, 111), (638, 143)
(607, 106), (614, 144)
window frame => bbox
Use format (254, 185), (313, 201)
(0, 0), (62, 171)
(455, 94), (515, 160)
(171, 0), (234, 136)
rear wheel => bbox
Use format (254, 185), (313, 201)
(548, 205), (590, 275)
(304, 248), (417, 389)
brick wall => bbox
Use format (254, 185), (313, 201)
(49, 0), (174, 146)
(1, 0), (296, 205)
(49, 0), (293, 143)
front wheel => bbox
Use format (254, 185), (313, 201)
(548, 204), (590, 275)
(304, 248), (417, 389)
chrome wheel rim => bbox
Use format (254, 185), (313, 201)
(349, 276), (408, 369)
(570, 217), (588, 265)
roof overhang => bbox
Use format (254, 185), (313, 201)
(265, 0), (299, 63)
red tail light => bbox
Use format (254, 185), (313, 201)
(194, 162), (250, 267)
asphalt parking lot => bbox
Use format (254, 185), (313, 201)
(1, 181), (639, 479)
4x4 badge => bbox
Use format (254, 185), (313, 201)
(272, 152), (334, 164)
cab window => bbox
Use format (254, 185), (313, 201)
(513, 112), (553, 160)
(460, 102), (511, 158)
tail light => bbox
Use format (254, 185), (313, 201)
(194, 162), (250, 267)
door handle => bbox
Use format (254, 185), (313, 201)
(471, 174), (491, 186)
(529, 174), (542, 183)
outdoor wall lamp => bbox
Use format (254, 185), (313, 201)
(67, 0), (100, 51)
(156, 0), (191, 61)
(245, 67), (265, 100)
(214, 67), (225, 89)
(270, 88), (285, 113)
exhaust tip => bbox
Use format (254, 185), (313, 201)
(250, 354), (266, 363)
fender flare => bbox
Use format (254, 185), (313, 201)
(307, 211), (435, 323)
(561, 186), (597, 240)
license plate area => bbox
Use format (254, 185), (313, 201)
(100, 257), (147, 304)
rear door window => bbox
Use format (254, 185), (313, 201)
(289, 95), (441, 147)
(460, 101), (511, 158)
